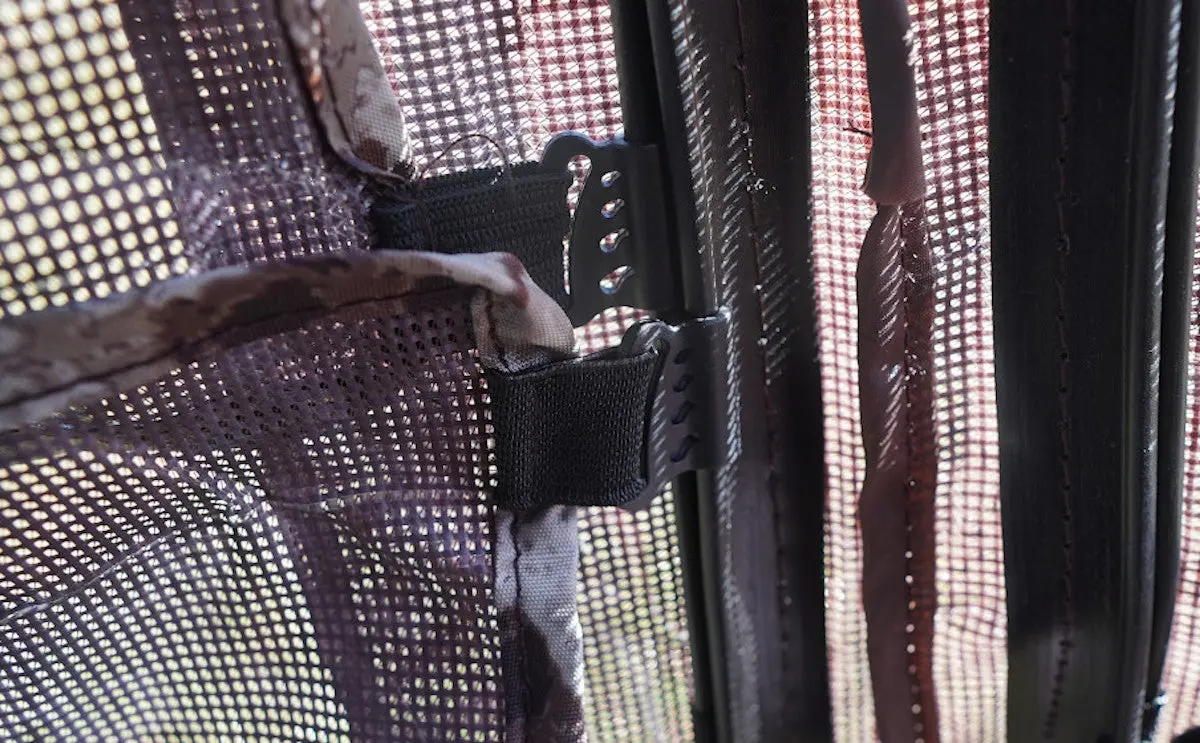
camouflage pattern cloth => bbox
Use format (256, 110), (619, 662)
(0, 250), (573, 432)
(280, 0), (414, 179)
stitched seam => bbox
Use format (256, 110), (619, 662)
(0, 488), (467, 627)
(1, 516), (217, 627)
(899, 202), (938, 742)
(0, 501), (275, 626)
(1044, 1), (1077, 736)
(485, 288), (511, 372)
(903, 212), (922, 737)
(482, 285), (527, 734)
(729, 0), (795, 710)
(509, 510), (530, 738)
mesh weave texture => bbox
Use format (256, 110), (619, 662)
(810, 0), (1002, 740)
(0, 0), (187, 317)
(1, 1), (695, 741)
(360, 3), (695, 738)
(1, 290), (504, 741)
(1158, 195), (1200, 740)
(0, 2), (511, 739)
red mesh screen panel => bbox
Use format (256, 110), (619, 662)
(810, 0), (1002, 740)
(809, 2), (879, 736)
(1158, 197), (1200, 740)
(909, 2), (1005, 740)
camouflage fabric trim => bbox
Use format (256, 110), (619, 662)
(480, 274), (590, 740)
(280, 0), (413, 178)
(0, 250), (573, 430)
(495, 508), (588, 742)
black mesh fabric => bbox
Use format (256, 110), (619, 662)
(0, 0), (189, 316)
(1, 1), (696, 742)
(121, 0), (371, 272)
(0, 1), (500, 740)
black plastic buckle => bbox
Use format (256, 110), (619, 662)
(541, 133), (682, 326)
(536, 132), (725, 510)
(618, 313), (728, 512)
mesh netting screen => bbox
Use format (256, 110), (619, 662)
(910, 3), (1004, 739)
(808, 5), (875, 736)
(574, 495), (693, 740)
(575, 316), (692, 742)
(0, 1), (693, 741)
(0, 2), (506, 738)
(1158, 198), (1200, 739)
(0, 0), (189, 317)
(1, 291), (502, 741)
(810, 1), (1003, 740)
(362, 0), (623, 174)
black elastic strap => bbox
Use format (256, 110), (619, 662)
(486, 349), (659, 511)
(370, 163), (572, 308)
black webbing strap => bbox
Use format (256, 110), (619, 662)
(484, 315), (727, 512)
(370, 163), (572, 307)
(486, 348), (659, 510)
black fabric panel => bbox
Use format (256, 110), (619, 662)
(990, 0), (1178, 740)
(486, 350), (657, 511)
(662, 0), (833, 740)
(721, 1), (834, 740)
(1146, 1), (1200, 736)
(370, 163), (572, 308)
